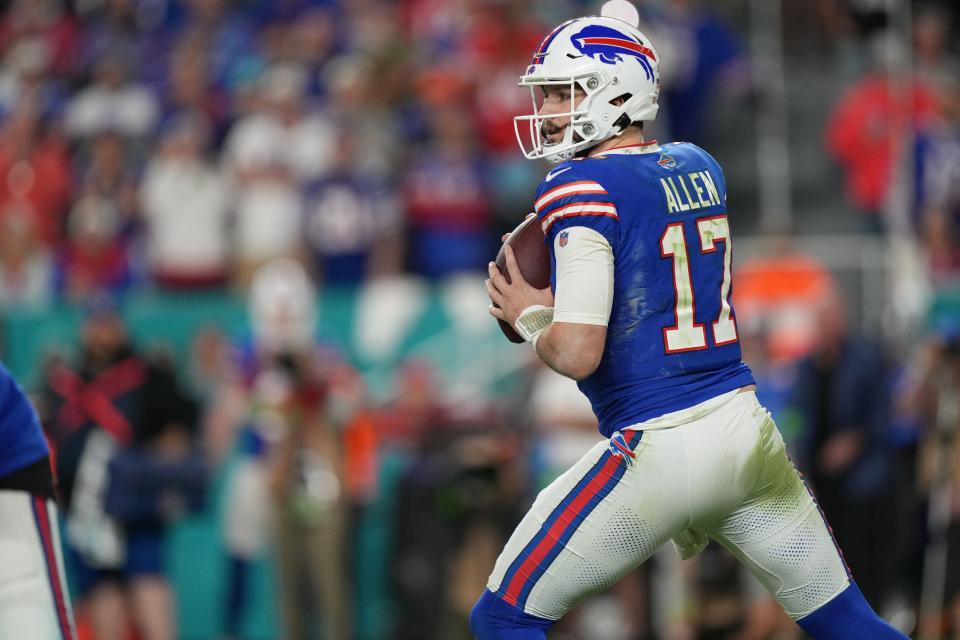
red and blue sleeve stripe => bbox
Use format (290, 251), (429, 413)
(535, 181), (619, 236)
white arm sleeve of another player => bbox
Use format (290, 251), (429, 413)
(553, 226), (614, 326)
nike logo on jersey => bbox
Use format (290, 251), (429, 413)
(545, 166), (572, 182)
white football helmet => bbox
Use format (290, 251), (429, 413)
(514, 16), (661, 164)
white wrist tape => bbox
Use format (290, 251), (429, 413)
(514, 305), (554, 343)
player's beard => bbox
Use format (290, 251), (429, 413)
(541, 122), (584, 145)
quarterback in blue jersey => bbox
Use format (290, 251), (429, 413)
(0, 362), (77, 639)
(473, 9), (907, 640)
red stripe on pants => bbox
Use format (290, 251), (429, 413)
(33, 497), (75, 640)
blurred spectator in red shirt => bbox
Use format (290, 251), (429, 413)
(0, 0), (78, 77)
(141, 112), (230, 290)
(468, 3), (546, 229)
(382, 359), (446, 441)
(0, 98), (72, 249)
(469, 4), (544, 156)
(56, 194), (131, 302)
(826, 38), (939, 229)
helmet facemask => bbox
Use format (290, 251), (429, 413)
(514, 71), (631, 165)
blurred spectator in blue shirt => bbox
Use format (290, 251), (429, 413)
(403, 103), (493, 280)
(160, 33), (230, 144)
(287, 6), (341, 93)
(172, 0), (258, 92)
(788, 291), (896, 609)
(75, 0), (168, 89)
(914, 73), (960, 286)
(303, 130), (404, 285)
(640, 0), (747, 144)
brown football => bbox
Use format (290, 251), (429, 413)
(493, 215), (552, 343)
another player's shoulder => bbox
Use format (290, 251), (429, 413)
(0, 361), (20, 397)
(0, 361), (39, 423)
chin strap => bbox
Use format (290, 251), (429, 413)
(514, 305), (554, 347)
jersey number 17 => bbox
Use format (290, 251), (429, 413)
(659, 215), (738, 353)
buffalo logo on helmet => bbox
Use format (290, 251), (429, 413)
(570, 25), (656, 81)
(558, 231), (569, 247)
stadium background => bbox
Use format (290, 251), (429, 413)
(1, 0), (959, 638)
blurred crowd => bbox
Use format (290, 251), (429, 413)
(0, 0), (762, 303)
(3, 0), (960, 638)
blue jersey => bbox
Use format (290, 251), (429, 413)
(0, 362), (49, 477)
(534, 141), (754, 437)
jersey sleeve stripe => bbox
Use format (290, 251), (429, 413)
(541, 202), (619, 233)
(535, 181), (608, 212)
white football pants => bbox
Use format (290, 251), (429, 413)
(0, 491), (76, 639)
(486, 389), (851, 621)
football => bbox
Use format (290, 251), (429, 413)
(493, 215), (552, 343)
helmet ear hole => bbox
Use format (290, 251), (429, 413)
(613, 113), (632, 132)
(611, 93), (633, 132)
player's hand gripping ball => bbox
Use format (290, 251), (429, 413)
(492, 215), (551, 343)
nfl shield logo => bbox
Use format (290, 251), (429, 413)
(559, 231), (569, 247)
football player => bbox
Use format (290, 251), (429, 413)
(474, 9), (908, 640)
(0, 362), (76, 639)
